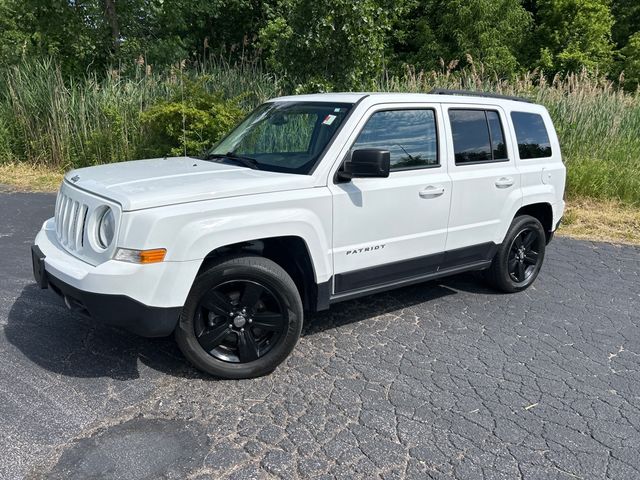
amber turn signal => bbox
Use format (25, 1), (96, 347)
(114, 247), (166, 264)
(139, 248), (167, 263)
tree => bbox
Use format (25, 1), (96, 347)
(3, 0), (113, 76)
(611, 0), (640, 49)
(391, 0), (533, 77)
(535, 0), (615, 74)
(620, 32), (640, 90)
(114, 0), (266, 67)
(259, 0), (408, 89)
(0, 0), (28, 65)
(103, 0), (121, 53)
(0, 0), (266, 77)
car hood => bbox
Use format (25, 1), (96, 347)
(64, 157), (315, 211)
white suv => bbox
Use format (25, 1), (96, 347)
(32, 91), (566, 378)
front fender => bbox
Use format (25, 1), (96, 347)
(118, 188), (333, 283)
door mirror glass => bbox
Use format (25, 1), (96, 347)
(342, 149), (391, 180)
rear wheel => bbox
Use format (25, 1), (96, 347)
(176, 255), (303, 379)
(485, 215), (546, 293)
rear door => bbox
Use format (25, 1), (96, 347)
(442, 105), (522, 257)
(329, 104), (451, 294)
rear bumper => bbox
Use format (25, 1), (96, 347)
(32, 244), (180, 337)
(546, 215), (563, 244)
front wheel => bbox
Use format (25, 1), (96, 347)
(485, 215), (546, 293)
(176, 255), (303, 379)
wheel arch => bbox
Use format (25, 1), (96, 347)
(197, 236), (328, 312)
(515, 202), (553, 242)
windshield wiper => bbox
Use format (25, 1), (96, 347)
(203, 152), (260, 170)
(225, 152), (260, 169)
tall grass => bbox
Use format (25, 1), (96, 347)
(0, 59), (282, 169)
(1, 58), (639, 204)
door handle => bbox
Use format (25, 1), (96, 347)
(495, 177), (514, 188)
(419, 186), (445, 198)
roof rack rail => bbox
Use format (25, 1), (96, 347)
(429, 88), (533, 104)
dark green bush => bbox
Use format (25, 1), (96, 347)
(138, 77), (245, 158)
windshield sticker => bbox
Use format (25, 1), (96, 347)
(322, 114), (337, 126)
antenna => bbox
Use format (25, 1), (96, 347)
(180, 61), (187, 157)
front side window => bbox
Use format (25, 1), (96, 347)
(449, 109), (508, 165)
(511, 112), (552, 159)
(209, 101), (352, 174)
(350, 109), (438, 170)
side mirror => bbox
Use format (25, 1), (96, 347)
(341, 149), (390, 180)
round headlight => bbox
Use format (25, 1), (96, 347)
(97, 207), (115, 249)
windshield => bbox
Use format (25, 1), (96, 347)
(207, 101), (353, 175)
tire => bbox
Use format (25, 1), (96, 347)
(484, 215), (546, 293)
(175, 255), (303, 379)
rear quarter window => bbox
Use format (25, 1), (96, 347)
(511, 112), (552, 159)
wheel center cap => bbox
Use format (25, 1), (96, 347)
(233, 315), (247, 328)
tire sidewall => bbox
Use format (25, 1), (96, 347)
(495, 215), (546, 292)
(176, 258), (303, 379)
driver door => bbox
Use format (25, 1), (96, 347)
(329, 104), (451, 295)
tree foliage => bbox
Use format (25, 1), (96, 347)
(393, 0), (533, 76)
(612, 0), (640, 49)
(621, 32), (640, 90)
(535, 0), (616, 74)
(0, 0), (638, 86)
(259, 0), (407, 89)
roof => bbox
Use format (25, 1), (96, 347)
(269, 92), (369, 103)
(269, 91), (541, 109)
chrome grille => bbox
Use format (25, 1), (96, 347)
(55, 189), (88, 252)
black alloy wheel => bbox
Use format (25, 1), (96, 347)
(195, 280), (286, 363)
(484, 214), (547, 293)
(507, 227), (543, 284)
(175, 255), (303, 379)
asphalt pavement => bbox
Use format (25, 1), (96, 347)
(1, 188), (639, 479)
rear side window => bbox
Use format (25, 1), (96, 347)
(350, 109), (438, 170)
(511, 112), (552, 159)
(449, 109), (508, 165)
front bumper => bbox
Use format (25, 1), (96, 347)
(40, 262), (180, 336)
(33, 218), (201, 337)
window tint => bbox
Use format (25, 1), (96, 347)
(511, 112), (552, 159)
(351, 109), (438, 170)
(449, 109), (508, 165)
(487, 111), (507, 160)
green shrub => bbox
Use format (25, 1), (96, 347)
(139, 78), (245, 158)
